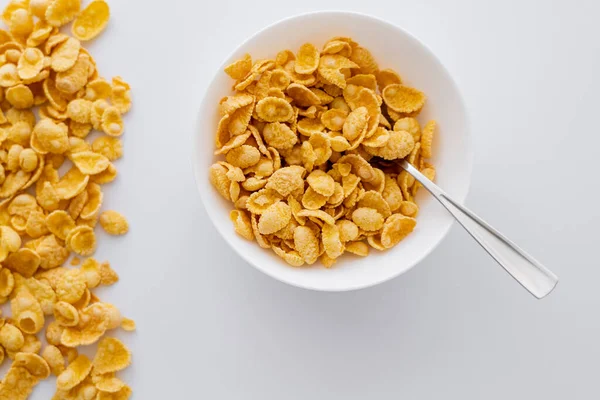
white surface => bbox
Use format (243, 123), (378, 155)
(29, 0), (600, 398)
(194, 11), (472, 292)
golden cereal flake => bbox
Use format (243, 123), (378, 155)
(0, 322), (24, 351)
(5, 84), (33, 109)
(345, 241), (369, 256)
(357, 190), (391, 219)
(99, 210), (128, 235)
(17, 47), (44, 80)
(4, 248), (40, 277)
(55, 52), (90, 94)
(364, 129), (414, 160)
(420, 120), (435, 158)
(317, 54), (358, 89)
(56, 354), (92, 392)
(292, 226), (319, 264)
(262, 122), (297, 151)
(255, 96), (294, 122)
(258, 201), (291, 235)
(0, 364), (39, 400)
(91, 136), (122, 161)
(45, 0), (81, 27)
(352, 207), (384, 232)
(322, 223), (344, 259)
(42, 345), (65, 376)
(382, 84), (426, 114)
(376, 68), (402, 89)
(295, 43), (319, 74)
(35, 234), (69, 269)
(225, 144), (260, 169)
(224, 53), (252, 80)
(70, 151), (109, 175)
(306, 169), (335, 197)
(72, 0), (110, 41)
(229, 209), (253, 240)
(11, 287), (45, 334)
(45, 210), (75, 240)
(92, 336), (131, 374)
(301, 186), (328, 210)
(66, 225), (96, 256)
(53, 300), (79, 327)
(54, 167), (89, 200)
(380, 214), (416, 248)
(286, 83), (320, 107)
(50, 37), (80, 72)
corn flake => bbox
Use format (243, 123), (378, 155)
(45, 0), (80, 27)
(99, 210), (128, 236)
(72, 0), (110, 41)
(56, 354), (92, 391)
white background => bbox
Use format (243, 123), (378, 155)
(25, 0), (600, 398)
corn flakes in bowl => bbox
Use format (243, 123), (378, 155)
(193, 11), (472, 291)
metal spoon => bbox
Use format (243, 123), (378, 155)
(399, 160), (558, 299)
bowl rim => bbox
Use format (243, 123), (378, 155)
(191, 10), (473, 292)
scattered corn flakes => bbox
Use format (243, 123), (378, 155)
(0, 2), (134, 396)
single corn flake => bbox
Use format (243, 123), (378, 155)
(364, 129), (414, 160)
(349, 46), (378, 74)
(46, 210), (75, 240)
(55, 268), (86, 304)
(56, 354), (93, 391)
(357, 191), (391, 218)
(320, 108), (347, 131)
(322, 223), (344, 259)
(225, 145), (260, 169)
(70, 151), (110, 175)
(0, 323), (24, 351)
(91, 136), (123, 161)
(53, 300), (79, 327)
(229, 209), (253, 240)
(262, 122), (297, 151)
(380, 214), (416, 248)
(6, 84), (33, 109)
(45, 0), (81, 27)
(54, 167), (89, 200)
(420, 120), (435, 158)
(293, 226), (319, 264)
(99, 210), (129, 236)
(72, 0), (110, 41)
(258, 201), (291, 235)
(255, 97), (294, 122)
(295, 43), (319, 74)
(120, 317), (136, 332)
(66, 225), (96, 256)
(301, 186), (328, 210)
(50, 37), (80, 71)
(382, 84), (426, 113)
(209, 163), (231, 201)
(92, 337), (131, 374)
(5, 248), (40, 277)
(376, 68), (402, 90)
(42, 344), (65, 376)
(0, 364), (39, 399)
(336, 219), (359, 242)
(352, 207), (384, 232)
(101, 106), (124, 136)
(345, 241), (369, 256)
(306, 169), (335, 197)
(393, 117), (421, 142)
(224, 53), (252, 80)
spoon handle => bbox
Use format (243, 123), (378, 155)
(399, 160), (558, 299)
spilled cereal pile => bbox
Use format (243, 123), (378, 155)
(0, 0), (135, 398)
(210, 37), (437, 267)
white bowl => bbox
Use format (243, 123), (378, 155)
(193, 11), (472, 292)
